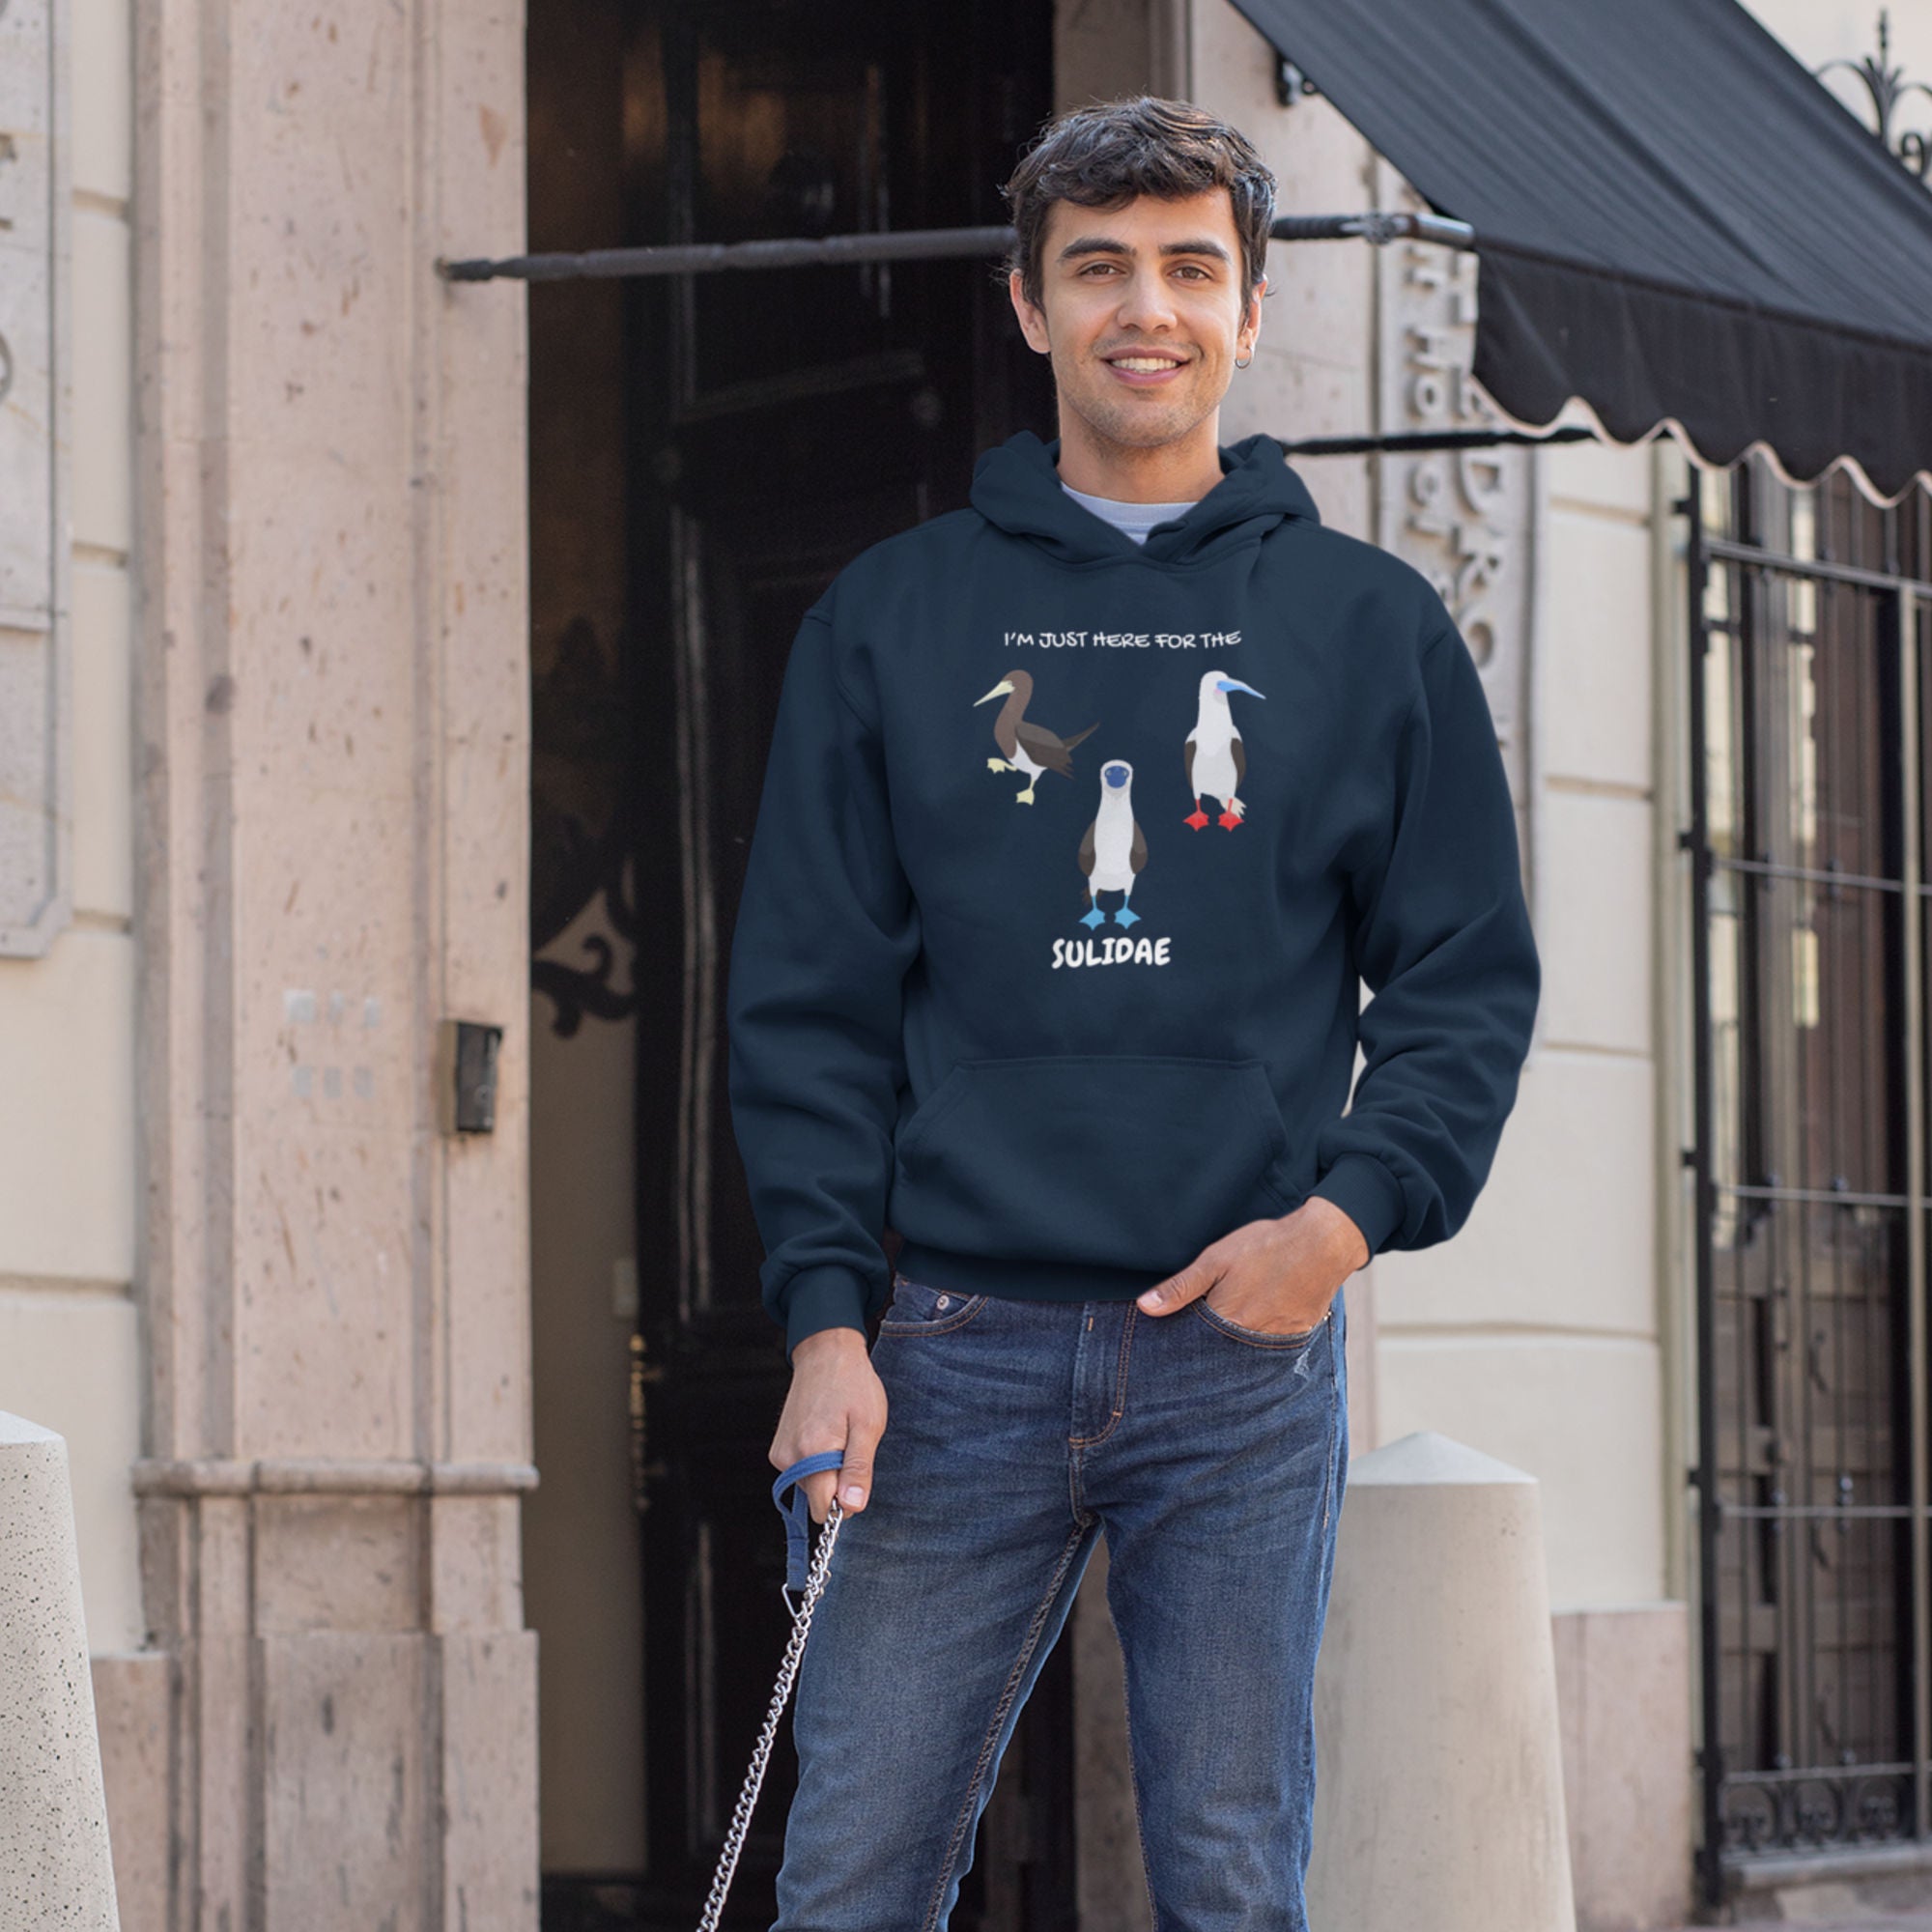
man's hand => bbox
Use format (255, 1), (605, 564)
(1135, 1198), (1370, 1334)
(772, 1325), (888, 1523)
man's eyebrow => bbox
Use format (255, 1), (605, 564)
(1054, 235), (1234, 266)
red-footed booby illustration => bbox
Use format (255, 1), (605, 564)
(1078, 758), (1147, 927)
(1183, 668), (1265, 830)
(973, 668), (1098, 805)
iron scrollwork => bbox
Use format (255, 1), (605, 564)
(1817, 10), (1932, 181)
(530, 614), (641, 1037)
(1720, 1769), (1908, 1858)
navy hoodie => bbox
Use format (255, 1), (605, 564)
(726, 427), (1541, 1358)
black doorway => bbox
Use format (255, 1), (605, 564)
(526, 4), (1068, 1926)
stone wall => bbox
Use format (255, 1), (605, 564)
(119, 0), (538, 1918)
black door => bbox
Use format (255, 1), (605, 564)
(535, 3), (1069, 1926)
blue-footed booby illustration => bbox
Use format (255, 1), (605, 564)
(1183, 669), (1265, 830)
(973, 668), (1098, 805)
(1078, 759), (1147, 927)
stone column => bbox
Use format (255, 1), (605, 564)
(0, 1414), (120, 1930)
(128, 0), (535, 1924)
(1308, 1431), (1577, 1932)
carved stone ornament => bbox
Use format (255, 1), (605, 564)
(1373, 157), (1537, 909)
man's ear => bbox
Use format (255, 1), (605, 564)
(1240, 279), (1266, 357)
(1009, 269), (1050, 355)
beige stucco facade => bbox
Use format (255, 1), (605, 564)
(3, 0), (142, 1651)
(4, 0), (152, 1909)
(6, 0), (1928, 1923)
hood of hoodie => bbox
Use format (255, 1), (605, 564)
(968, 427), (1322, 570)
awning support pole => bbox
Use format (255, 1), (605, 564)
(1281, 426), (1594, 458)
(436, 211), (1476, 284)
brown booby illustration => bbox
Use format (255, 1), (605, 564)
(972, 668), (1099, 805)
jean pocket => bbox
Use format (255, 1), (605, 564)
(1189, 1297), (1327, 1350)
(876, 1274), (989, 1336)
(891, 1054), (1296, 1275)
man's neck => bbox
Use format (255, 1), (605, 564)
(1051, 414), (1226, 503)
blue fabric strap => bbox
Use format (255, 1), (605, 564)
(773, 1451), (845, 1594)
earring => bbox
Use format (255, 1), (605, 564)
(1235, 353), (1252, 369)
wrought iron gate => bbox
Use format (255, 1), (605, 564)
(1688, 456), (1932, 1904)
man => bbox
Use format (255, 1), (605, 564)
(725, 95), (1540, 1930)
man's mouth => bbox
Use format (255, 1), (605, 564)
(1102, 351), (1189, 385)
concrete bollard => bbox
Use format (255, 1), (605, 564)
(0, 1412), (122, 1930)
(1307, 1430), (1577, 1932)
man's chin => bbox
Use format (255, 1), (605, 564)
(1065, 394), (1209, 453)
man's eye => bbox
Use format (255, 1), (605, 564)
(1079, 262), (1211, 278)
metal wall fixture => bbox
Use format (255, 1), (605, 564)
(438, 1019), (505, 1134)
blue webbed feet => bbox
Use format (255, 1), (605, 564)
(1080, 905), (1106, 929)
(1114, 905), (1141, 927)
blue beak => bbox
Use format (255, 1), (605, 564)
(1215, 678), (1265, 698)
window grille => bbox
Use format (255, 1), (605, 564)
(1689, 454), (1932, 1905)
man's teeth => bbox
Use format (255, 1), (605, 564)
(1112, 357), (1181, 371)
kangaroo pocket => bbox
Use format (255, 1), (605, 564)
(889, 1054), (1297, 1273)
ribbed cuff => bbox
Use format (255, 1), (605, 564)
(782, 1266), (871, 1361)
(1308, 1151), (1407, 1259)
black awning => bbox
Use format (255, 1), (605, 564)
(1230, 0), (1932, 500)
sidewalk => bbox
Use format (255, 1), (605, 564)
(1661, 1921), (1932, 1931)
(1677, 1920), (1932, 1931)
(1661, 1909), (1932, 1930)
(1653, 1861), (1932, 1930)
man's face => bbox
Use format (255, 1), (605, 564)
(1009, 188), (1264, 454)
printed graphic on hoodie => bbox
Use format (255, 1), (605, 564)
(1183, 668), (1265, 830)
(972, 668), (1098, 804)
(1077, 758), (1147, 928)
(1057, 755), (1172, 967)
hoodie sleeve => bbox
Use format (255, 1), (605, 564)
(725, 608), (922, 1360)
(1306, 618), (1541, 1258)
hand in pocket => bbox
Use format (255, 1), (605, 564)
(1133, 1198), (1366, 1333)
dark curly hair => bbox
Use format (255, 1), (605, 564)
(998, 96), (1277, 315)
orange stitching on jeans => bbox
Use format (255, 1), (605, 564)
(921, 1520), (1093, 1932)
(1119, 1623), (1163, 1926)
(1189, 1297), (1323, 1350)
(1323, 1315), (1343, 1533)
(1069, 1305), (1136, 1446)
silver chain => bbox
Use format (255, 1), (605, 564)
(695, 1495), (846, 1932)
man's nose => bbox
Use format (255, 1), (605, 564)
(1113, 269), (1179, 333)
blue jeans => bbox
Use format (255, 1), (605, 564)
(773, 1269), (1350, 1931)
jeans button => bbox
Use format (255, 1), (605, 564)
(935, 1295), (950, 1311)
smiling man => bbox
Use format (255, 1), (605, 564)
(1014, 180), (1261, 504)
(726, 95), (1541, 1930)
